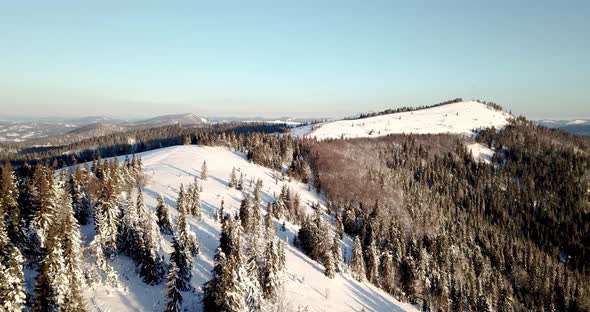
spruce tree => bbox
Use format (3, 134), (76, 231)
(350, 236), (366, 281)
(237, 172), (244, 191)
(264, 203), (274, 234)
(188, 184), (202, 220)
(200, 160), (208, 181)
(59, 191), (86, 311)
(323, 250), (336, 278)
(0, 163), (21, 245)
(169, 235), (192, 291)
(33, 167), (56, 249)
(379, 252), (395, 294)
(94, 163), (120, 259)
(262, 239), (284, 300)
(229, 167), (237, 188)
(239, 196), (252, 232)
(176, 188), (199, 257)
(366, 240), (380, 285)
(219, 199), (225, 221)
(155, 195), (173, 235)
(68, 167), (90, 226)
(119, 192), (140, 257)
(335, 213), (344, 240)
(0, 243), (26, 312)
(331, 234), (343, 273)
(203, 248), (226, 312)
(225, 242), (248, 312)
(137, 191), (165, 285)
(34, 227), (69, 312)
(164, 261), (183, 312)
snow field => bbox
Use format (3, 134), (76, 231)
(292, 101), (511, 140)
(81, 145), (415, 311)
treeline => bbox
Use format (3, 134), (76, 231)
(348, 98), (464, 120)
(300, 123), (589, 311)
(0, 122), (292, 169)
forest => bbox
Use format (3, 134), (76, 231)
(0, 116), (589, 311)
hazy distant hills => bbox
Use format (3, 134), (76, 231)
(0, 113), (209, 144)
(0, 113), (308, 144)
(535, 119), (590, 136)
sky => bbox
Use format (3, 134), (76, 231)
(0, 1), (588, 119)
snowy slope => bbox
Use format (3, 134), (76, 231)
(78, 145), (416, 312)
(291, 101), (511, 139)
(466, 142), (494, 164)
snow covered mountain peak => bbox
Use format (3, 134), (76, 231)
(292, 100), (512, 140)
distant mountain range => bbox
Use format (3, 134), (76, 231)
(0, 113), (209, 144)
(535, 119), (590, 136)
(0, 113), (310, 144)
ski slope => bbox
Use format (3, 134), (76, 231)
(78, 145), (416, 312)
(292, 101), (511, 140)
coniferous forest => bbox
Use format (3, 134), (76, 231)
(0, 116), (588, 311)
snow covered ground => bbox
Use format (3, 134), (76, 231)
(466, 142), (495, 164)
(78, 145), (416, 311)
(291, 101), (511, 140)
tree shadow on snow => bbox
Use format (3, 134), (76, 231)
(343, 275), (406, 312)
(143, 188), (177, 208)
(163, 163), (197, 178)
(209, 175), (229, 188)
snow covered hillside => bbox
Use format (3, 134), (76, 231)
(292, 101), (511, 140)
(78, 145), (415, 312)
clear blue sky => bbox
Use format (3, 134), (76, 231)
(0, 1), (588, 119)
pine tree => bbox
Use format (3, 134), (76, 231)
(94, 164), (120, 259)
(68, 167), (90, 226)
(59, 191), (86, 311)
(278, 240), (286, 272)
(164, 261), (183, 312)
(237, 172), (244, 191)
(264, 203), (274, 234)
(261, 239), (284, 300)
(0, 245), (26, 312)
(90, 232), (118, 287)
(34, 228), (69, 312)
(229, 167), (237, 188)
(33, 167), (56, 249)
(225, 243), (248, 312)
(169, 235), (192, 291)
(331, 234), (343, 273)
(350, 236), (366, 281)
(200, 160), (208, 181)
(203, 248), (226, 312)
(379, 252), (395, 294)
(335, 212), (344, 239)
(239, 196), (252, 232)
(119, 192), (140, 257)
(366, 239), (380, 285)
(188, 184), (202, 220)
(323, 250), (336, 278)
(244, 251), (262, 312)
(0, 163), (21, 245)
(137, 191), (165, 285)
(155, 195), (173, 235)
(176, 188), (199, 257)
(204, 220), (252, 312)
(176, 184), (186, 212)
